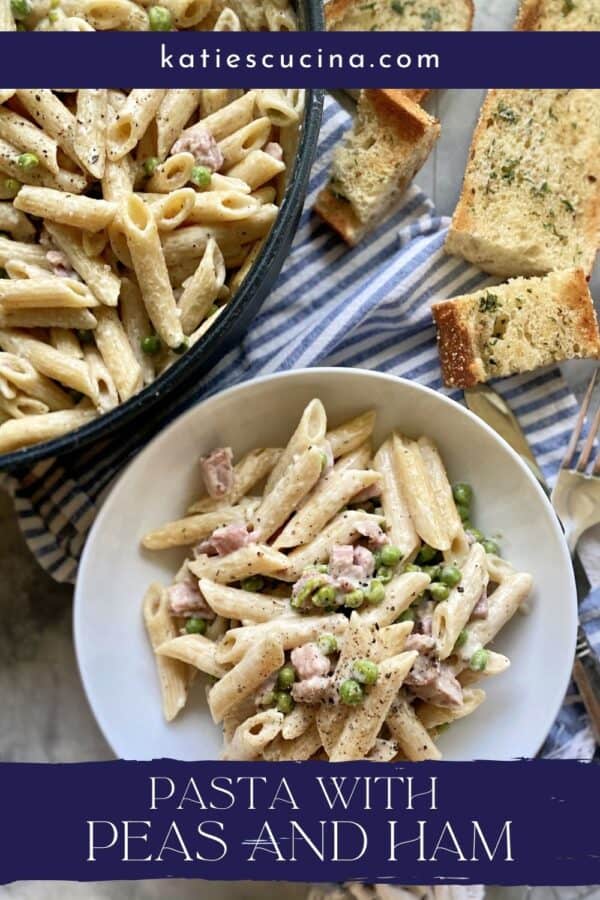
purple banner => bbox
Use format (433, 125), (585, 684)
(1, 759), (599, 884)
(0, 33), (598, 88)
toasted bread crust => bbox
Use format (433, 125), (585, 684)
(432, 301), (479, 388)
(314, 186), (363, 246)
(563, 268), (600, 351)
(514, 0), (542, 29)
(364, 89), (432, 141)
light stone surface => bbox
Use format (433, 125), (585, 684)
(1, 2), (599, 895)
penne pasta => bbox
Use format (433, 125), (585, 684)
(208, 634), (284, 723)
(120, 193), (183, 349)
(143, 583), (188, 722)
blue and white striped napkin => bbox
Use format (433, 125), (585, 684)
(1, 96), (596, 759)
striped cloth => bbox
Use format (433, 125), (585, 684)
(1, 95), (596, 759)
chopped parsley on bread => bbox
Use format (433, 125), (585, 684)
(445, 90), (600, 278)
(325, 0), (473, 32)
(315, 90), (440, 246)
(516, 0), (600, 30)
(432, 269), (600, 388)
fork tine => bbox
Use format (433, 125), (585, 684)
(561, 369), (597, 469)
(577, 402), (600, 472)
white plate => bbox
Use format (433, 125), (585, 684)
(74, 368), (576, 761)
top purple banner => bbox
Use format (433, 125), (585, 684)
(0, 32), (598, 87)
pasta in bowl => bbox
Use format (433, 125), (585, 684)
(140, 400), (533, 762)
(0, 86), (322, 466)
(74, 369), (577, 762)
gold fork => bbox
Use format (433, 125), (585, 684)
(551, 369), (600, 554)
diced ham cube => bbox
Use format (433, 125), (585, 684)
(264, 142), (283, 161)
(405, 633), (436, 654)
(196, 522), (254, 557)
(171, 125), (224, 172)
(328, 543), (375, 591)
(291, 642), (332, 680)
(167, 579), (212, 619)
(405, 657), (463, 708)
(291, 675), (332, 705)
(46, 249), (80, 280)
(199, 447), (234, 499)
(353, 544), (375, 579)
(471, 592), (489, 620)
(354, 519), (388, 548)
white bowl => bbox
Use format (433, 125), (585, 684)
(74, 368), (576, 761)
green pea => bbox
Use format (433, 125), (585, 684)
(422, 564), (441, 581)
(10, 0), (30, 18)
(261, 690), (277, 708)
(481, 539), (500, 555)
(344, 588), (364, 609)
(277, 664), (296, 691)
(352, 658), (379, 685)
(416, 544), (437, 564)
(312, 585), (337, 608)
(314, 564), (329, 573)
(143, 156), (159, 177)
(185, 617), (207, 635)
(17, 152), (39, 170)
(240, 575), (264, 593)
(452, 482), (473, 507)
(291, 576), (322, 608)
(466, 527), (485, 543)
(379, 544), (402, 567)
(396, 609), (415, 623)
(190, 165), (212, 189)
(148, 4), (172, 29)
(403, 563), (422, 573)
(376, 566), (393, 584)
(456, 504), (470, 523)
(366, 579), (385, 605)
(439, 565), (462, 588)
(276, 691), (294, 715)
(429, 582), (450, 602)
(4, 178), (20, 198)
(454, 629), (468, 650)
(141, 334), (161, 355)
(173, 337), (189, 354)
(339, 678), (364, 706)
(317, 633), (338, 655)
(470, 648), (489, 671)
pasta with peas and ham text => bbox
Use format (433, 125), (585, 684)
(142, 400), (533, 761)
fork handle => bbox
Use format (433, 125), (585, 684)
(573, 657), (600, 745)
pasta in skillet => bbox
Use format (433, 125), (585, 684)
(142, 401), (533, 761)
(3, 0), (297, 32)
(0, 87), (304, 452)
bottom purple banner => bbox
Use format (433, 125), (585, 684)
(2, 760), (598, 884)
